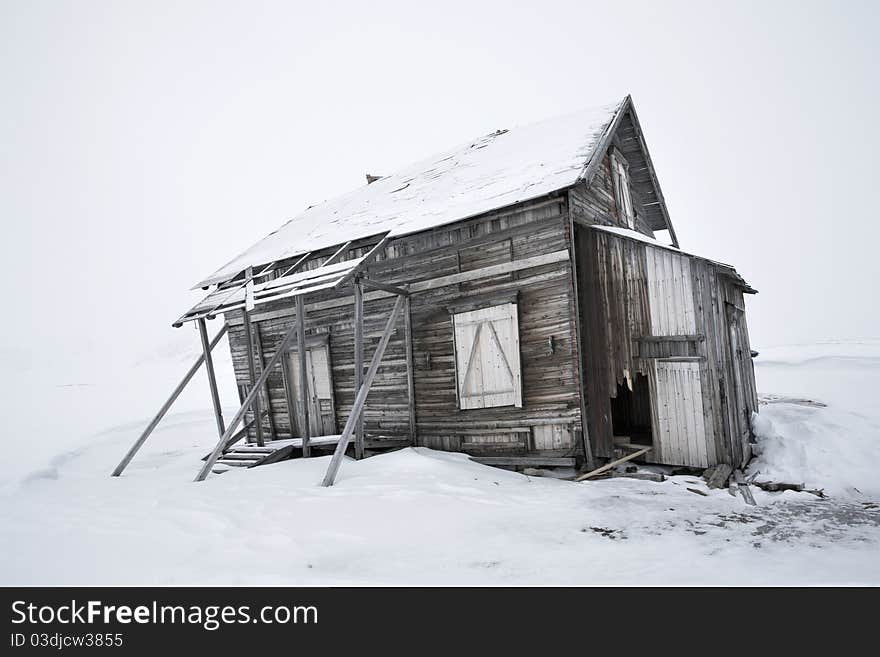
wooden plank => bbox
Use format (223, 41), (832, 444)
(470, 456), (576, 467)
(295, 294), (311, 457)
(333, 236), (389, 290)
(361, 277), (410, 297)
(197, 318), (226, 439)
(705, 463), (732, 489)
(195, 320), (302, 481)
(174, 261), (276, 327)
(277, 252), (312, 279)
(353, 277), (365, 459)
(322, 240), (352, 267)
(403, 295), (417, 446)
(112, 324), (228, 476)
(574, 446), (652, 481)
(321, 295), (406, 486)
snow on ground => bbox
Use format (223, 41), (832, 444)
(0, 339), (878, 585)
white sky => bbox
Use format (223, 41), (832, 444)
(2, 0), (878, 377)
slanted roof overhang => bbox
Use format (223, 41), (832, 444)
(589, 224), (757, 294)
(173, 235), (390, 327)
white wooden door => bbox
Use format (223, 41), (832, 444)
(452, 304), (522, 409)
(288, 343), (335, 436)
(652, 360), (709, 468)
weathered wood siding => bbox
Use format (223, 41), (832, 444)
(223, 195), (584, 459)
(572, 180), (757, 468)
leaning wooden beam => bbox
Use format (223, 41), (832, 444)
(197, 318), (225, 438)
(322, 241), (352, 267)
(195, 320), (302, 481)
(321, 294), (406, 487)
(353, 278), (365, 460)
(574, 446), (652, 482)
(295, 294), (311, 457)
(403, 295), (417, 447)
(112, 324), (228, 476)
(360, 277), (409, 297)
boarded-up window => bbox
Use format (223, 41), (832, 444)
(452, 303), (522, 409)
(611, 150), (635, 229)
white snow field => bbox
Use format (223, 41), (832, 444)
(0, 339), (878, 585)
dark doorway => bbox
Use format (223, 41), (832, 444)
(609, 374), (653, 446)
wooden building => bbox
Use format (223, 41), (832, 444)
(114, 96), (758, 484)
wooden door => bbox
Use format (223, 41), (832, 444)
(651, 359), (710, 468)
(287, 341), (336, 437)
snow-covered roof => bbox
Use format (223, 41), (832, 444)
(194, 99), (626, 288)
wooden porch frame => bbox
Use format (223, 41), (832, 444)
(321, 294), (406, 487)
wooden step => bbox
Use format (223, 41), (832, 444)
(223, 452), (266, 460)
(217, 459), (260, 467)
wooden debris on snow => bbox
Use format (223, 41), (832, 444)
(733, 469), (757, 506)
(702, 464), (733, 489)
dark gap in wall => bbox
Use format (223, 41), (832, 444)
(610, 374), (653, 446)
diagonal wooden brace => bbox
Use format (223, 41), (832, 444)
(321, 294), (406, 487)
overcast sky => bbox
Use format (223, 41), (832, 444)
(2, 0), (877, 376)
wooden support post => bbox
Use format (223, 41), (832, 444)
(113, 324), (228, 476)
(197, 318), (226, 439)
(353, 278), (365, 460)
(321, 295), (405, 487)
(195, 321), (301, 481)
(403, 295), (417, 446)
(241, 307), (264, 447)
(295, 294), (311, 457)
(252, 323), (277, 442)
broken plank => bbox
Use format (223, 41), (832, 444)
(574, 446), (652, 482)
(706, 463), (733, 489)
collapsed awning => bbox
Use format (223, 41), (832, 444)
(173, 237), (388, 327)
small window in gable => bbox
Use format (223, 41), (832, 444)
(452, 303), (523, 409)
(611, 149), (635, 229)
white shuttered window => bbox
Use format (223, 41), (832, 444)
(452, 303), (523, 409)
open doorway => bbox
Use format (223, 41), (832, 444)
(609, 373), (653, 447)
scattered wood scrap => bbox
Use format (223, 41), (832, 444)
(686, 487), (708, 496)
(574, 446), (652, 482)
(733, 469), (757, 506)
(609, 471), (666, 483)
(702, 464), (733, 489)
(752, 480), (826, 498)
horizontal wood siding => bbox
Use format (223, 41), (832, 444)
(224, 195), (582, 458)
